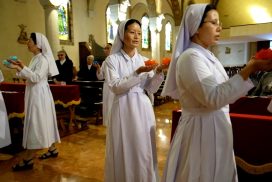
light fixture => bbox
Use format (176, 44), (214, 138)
(249, 6), (272, 23)
(156, 14), (165, 32)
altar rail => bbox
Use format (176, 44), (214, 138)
(0, 82), (82, 153)
(0, 82), (81, 134)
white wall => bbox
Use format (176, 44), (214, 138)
(0, 0), (45, 81)
(0, 0), (177, 81)
(0, 0), (109, 81)
(65, 0), (108, 68)
(211, 43), (249, 67)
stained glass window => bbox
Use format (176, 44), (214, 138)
(141, 15), (150, 49)
(57, 0), (73, 44)
(58, 2), (69, 40)
(106, 7), (118, 44)
(165, 22), (172, 51)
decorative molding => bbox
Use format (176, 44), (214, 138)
(39, 0), (56, 9)
(17, 24), (28, 44)
(146, 0), (157, 17)
(166, 0), (182, 26)
(87, 0), (96, 17)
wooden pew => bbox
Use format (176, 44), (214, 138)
(72, 80), (103, 123)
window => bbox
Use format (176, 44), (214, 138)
(141, 15), (150, 49)
(165, 22), (172, 51)
(106, 6), (118, 44)
(58, 0), (73, 45)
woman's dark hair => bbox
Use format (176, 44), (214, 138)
(198, 4), (216, 28)
(30, 32), (37, 45)
(124, 19), (141, 30)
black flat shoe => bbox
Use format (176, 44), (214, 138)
(39, 149), (59, 160)
(12, 159), (34, 171)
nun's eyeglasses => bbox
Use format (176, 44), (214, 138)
(204, 20), (222, 27)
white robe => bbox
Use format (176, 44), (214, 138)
(17, 53), (60, 149)
(104, 50), (164, 182)
(162, 43), (254, 182)
(96, 61), (115, 126)
(0, 70), (11, 148)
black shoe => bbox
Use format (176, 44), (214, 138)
(12, 159), (34, 171)
(39, 149), (59, 160)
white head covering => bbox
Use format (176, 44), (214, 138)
(35, 32), (59, 77)
(161, 4), (208, 99)
(110, 20), (129, 55)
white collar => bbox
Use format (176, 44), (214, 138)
(60, 59), (66, 65)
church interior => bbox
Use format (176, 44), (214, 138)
(1, 0), (272, 181)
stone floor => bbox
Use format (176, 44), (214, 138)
(0, 101), (180, 182)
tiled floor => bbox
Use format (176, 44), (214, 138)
(0, 100), (180, 182)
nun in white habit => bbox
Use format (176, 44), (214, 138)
(0, 70), (11, 148)
(6, 32), (60, 171)
(161, 3), (272, 182)
(104, 19), (166, 182)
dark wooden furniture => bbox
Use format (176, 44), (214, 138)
(79, 35), (106, 70)
(72, 80), (103, 124)
(79, 41), (92, 70)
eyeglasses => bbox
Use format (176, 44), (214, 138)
(204, 20), (222, 27)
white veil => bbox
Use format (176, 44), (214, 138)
(110, 20), (129, 55)
(161, 4), (208, 99)
(35, 32), (59, 77)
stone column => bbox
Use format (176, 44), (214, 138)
(39, 0), (60, 59)
(149, 17), (161, 62)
